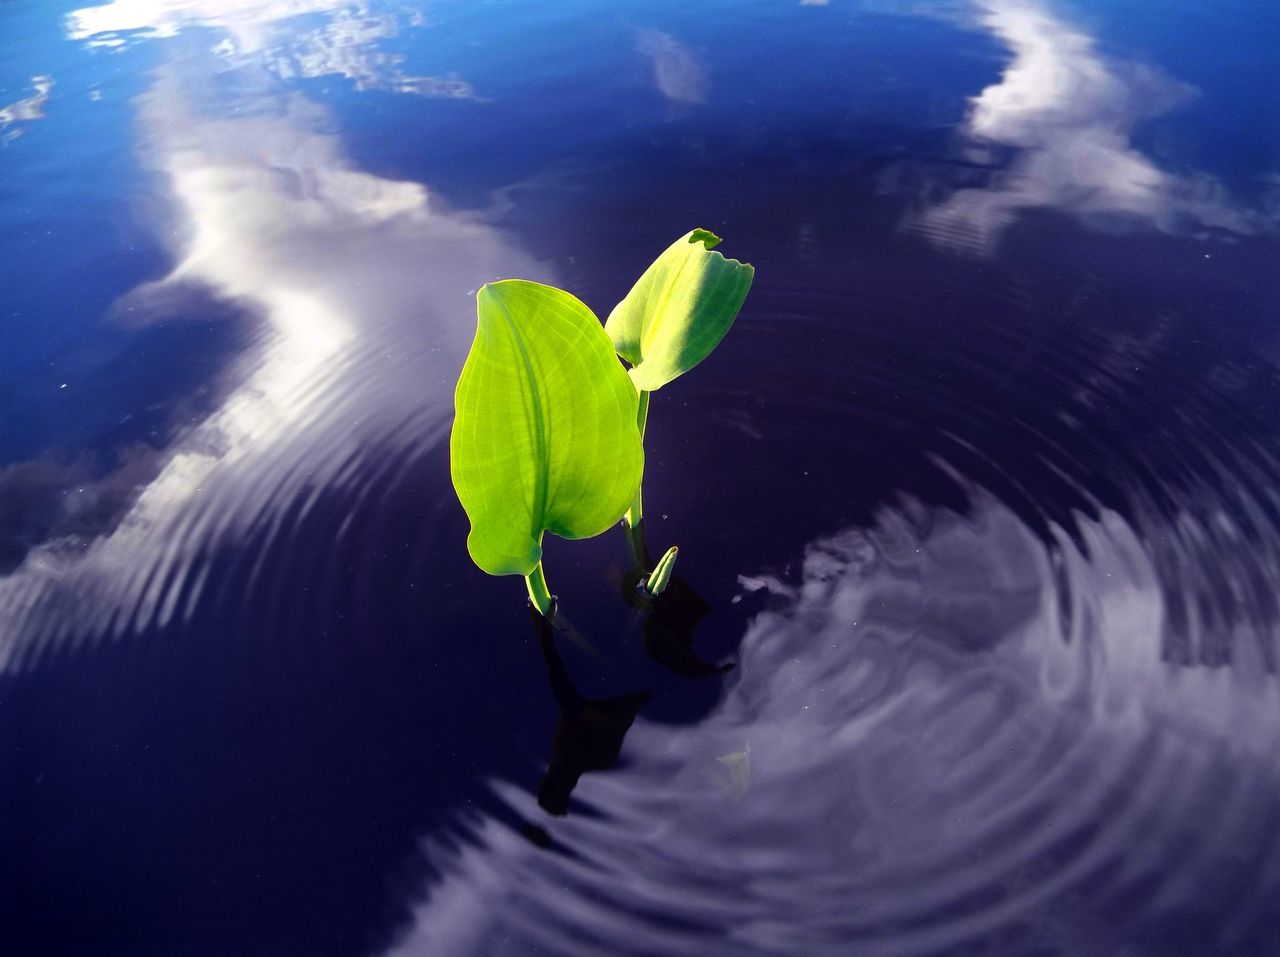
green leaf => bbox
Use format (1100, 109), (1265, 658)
(605, 228), (754, 391)
(451, 280), (644, 577)
(645, 545), (679, 596)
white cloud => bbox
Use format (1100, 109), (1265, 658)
(914, 0), (1268, 253)
(389, 490), (1280, 954)
(67, 0), (477, 99)
(0, 54), (544, 669)
(636, 29), (708, 105)
(0, 75), (54, 143)
(67, 0), (356, 51)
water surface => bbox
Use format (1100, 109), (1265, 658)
(2, 0), (1279, 953)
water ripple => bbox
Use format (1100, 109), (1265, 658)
(391, 263), (1280, 953)
(0, 54), (548, 671)
(397, 477), (1280, 954)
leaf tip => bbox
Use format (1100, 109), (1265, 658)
(688, 228), (722, 250)
(646, 545), (679, 596)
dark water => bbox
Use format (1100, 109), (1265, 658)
(3, 0), (1280, 953)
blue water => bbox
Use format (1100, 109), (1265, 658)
(3, 1), (1279, 954)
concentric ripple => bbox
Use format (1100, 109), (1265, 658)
(0, 55), (551, 671)
(4, 0), (1279, 952)
(392, 272), (1280, 955)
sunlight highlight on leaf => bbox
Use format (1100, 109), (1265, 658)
(606, 229), (754, 391)
(451, 280), (644, 578)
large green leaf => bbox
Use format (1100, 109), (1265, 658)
(451, 280), (644, 577)
(605, 229), (754, 391)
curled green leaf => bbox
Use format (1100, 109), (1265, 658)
(605, 228), (754, 391)
(450, 280), (644, 578)
(645, 545), (679, 597)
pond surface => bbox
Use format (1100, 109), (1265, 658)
(3, 0), (1279, 953)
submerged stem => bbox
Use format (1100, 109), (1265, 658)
(525, 562), (554, 617)
(624, 517), (652, 571)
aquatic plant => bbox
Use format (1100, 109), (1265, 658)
(605, 229), (754, 545)
(450, 280), (643, 615)
(450, 231), (753, 616)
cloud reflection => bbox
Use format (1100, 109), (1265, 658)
(0, 75), (53, 143)
(636, 29), (708, 106)
(67, 0), (477, 98)
(915, 0), (1266, 253)
(0, 47), (544, 669)
(391, 491), (1280, 955)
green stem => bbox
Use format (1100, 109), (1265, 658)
(625, 485), (644, 533)
(623, 390), (653, 569)
(524, 562), (554, 617)
(624, 390), (650, 530)
(624, 518), (651, 571)
(636, 389), (650, 440)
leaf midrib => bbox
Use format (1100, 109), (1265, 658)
(495, 289), (550, 539)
